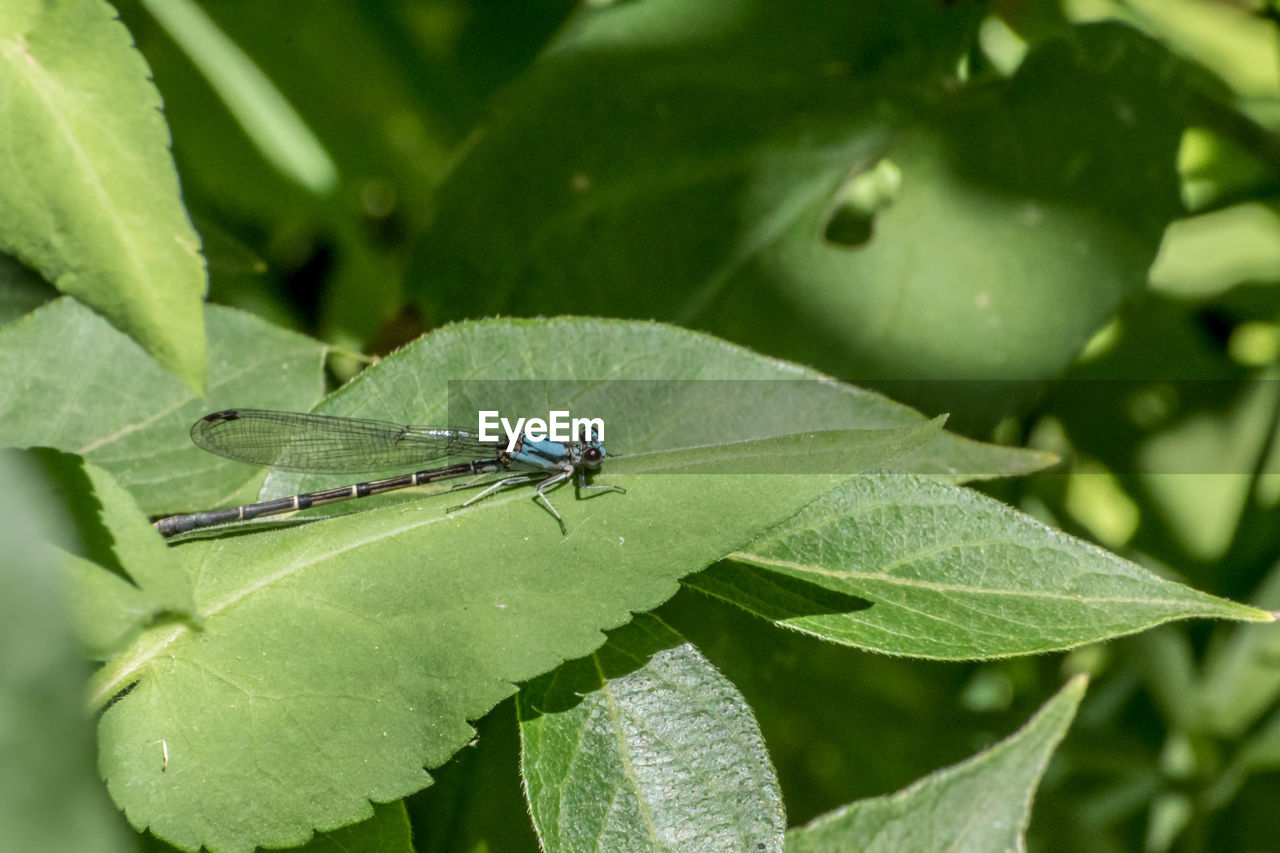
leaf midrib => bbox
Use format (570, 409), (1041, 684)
(1, 34), (154, 305)
(89, 486), (542, 711)
(730, 551), (1201, 606)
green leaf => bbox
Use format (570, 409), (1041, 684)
(139, 802), (414, 853)
(0, 0), (208, 391)
(610, 420), (945, 475)
(905, 435), (1057, 482)
(91, 317), (1008, 853)
(687, 475), (1270, 659)
(259, 319), (1043, 509)
(518, 614), (784, 853)
(410, 0), (973, 327)
(411, 6), (1184, 424)
(0, 452), (132, 853)
(27, 450), (195, 655)
(32, 450), (185, 592)
(0, 297), (328, 514)
(63, 552), (174, 659)
(785, 676), (1087, 852)
(96, 471), (834, 853)
(654, 585), (985, 824)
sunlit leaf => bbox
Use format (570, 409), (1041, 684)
(95, 317), (1009, 853)
(139, 801), (413, 853)
(28, 451), (195, 656)
(412, 4), (1184, 424)
(520, 614), (784, 852)
(688, 475), (1270, 659)
(0, 298), (328, 514)
(0, 0), (207, 390)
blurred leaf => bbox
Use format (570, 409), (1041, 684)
(1177, 123), (1280, 211)
(0, 451), (132, 853)
(29, 450), (194, 655)
(32, 450), (183, 590)
(1063, 462), (1140, 549)
(0, 252), (56, 327)
(0, 298), (328, 515)
(1137, 371), (1279, 561)
(124, 0), (492, 221)
(407, 698), (542, 853)
(140, 0), (337, 194)
(1045, 294), (1265, 578)
(708, 19), (1185, 414)
(189, 216), (298, 332)
(1130, 627), (1199, 735)
(1054, 321), (1240, 464)
(64, 552), (175, 660)
(119, 1), (474, 340)
(785, 676), (1087, 852)
(412, 7), (1184, 425)
(519, 614), (784, 852)
(1230, 704), (1280, 782)
(1150, 204), (1280, 299)
(1198, 561), (1280, 737)
(411, 0), (975, 343)
(712, 16), (1186, 420)
(0, 0), (207, 392)
(95, 317), (1003, 853)
(687, 475), (1270, 659)
(1070, 0), (1280, 100)
(191, 217), (268, 278)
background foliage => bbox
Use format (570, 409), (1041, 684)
(3, 0), (1280, 851)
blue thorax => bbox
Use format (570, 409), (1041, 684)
(512, 435), (607, 471)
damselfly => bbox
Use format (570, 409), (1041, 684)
(153, 409), (624, 537)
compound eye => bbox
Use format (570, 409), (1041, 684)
(583, 446), (603, 468)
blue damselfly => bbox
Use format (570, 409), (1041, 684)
(154, 409), (623, 537)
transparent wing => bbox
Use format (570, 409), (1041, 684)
(189, 409), (498, 474)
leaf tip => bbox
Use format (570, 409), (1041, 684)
(1063, 672), (1090, 696)
(1031, 448), (1062, 469)
(1229, 605), (1278, 623)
